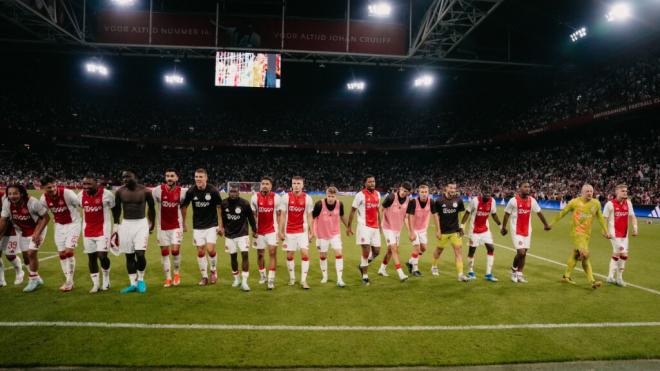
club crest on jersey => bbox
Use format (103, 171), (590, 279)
(205, 194), (211, 201)
(95, 199), (101, 205)
(298, 200), (304, 205)
(453, 202), (458, 208)
(235, 207), (241, 214)
(59, 200), (64, 206)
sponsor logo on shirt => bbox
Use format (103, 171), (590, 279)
(227, 214), (241, 220)
(83, 205), (103, 213)
(49, 206), (69, 214)
(258, 207), (274, 213)
(194, 201), (210, 208)
(162, 201), (179, 208)
(289, 206), (306, 213)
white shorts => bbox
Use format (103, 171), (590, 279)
(412, 230), (428, 246)
(512, 234), (531, 250)
(193, 227), (217, 246)
(356, 225), (381, 247)
(118, 219), (149, 254)
(284, 233), (309, 252)
(382, 229), (400, 246)
(226, 235), (249, 254)
(469, 231), (493, 246)
(316, 235), (342, 252)
(54, 222), (81, 251)
(19, 228), (48, 252)
(158, 228), (183, 247)
(253, 232), (277, 250)
(83, 235), (110, 254)
(1, 235), (20, 255)
(610, 237), (629, 254)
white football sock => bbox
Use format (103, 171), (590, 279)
(286, 258), (295, 280)
(90, 273), (100, 287)
(320, 258), (328, 278)
(301, 258), (310, 283)
(209, 253), (218, 272)
(335, 256), (344, 281)
(197, 256), (208, 278)
(486, 253), (494, 275)
(161, 254), (171, 279)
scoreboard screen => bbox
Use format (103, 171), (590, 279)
(214, 51), (281, 89)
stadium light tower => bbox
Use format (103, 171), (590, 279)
(368, 1), (392, 18)
(164, 59), (185, 86)
(606, 3), (632, 22)
(111, 0), (137, 7)
(346, 80), (366, 91)
(164, 73), (185, 85)
(570, 27), (587, 42)
(413, 74), (434, 88)
(84, 60), (110, 78)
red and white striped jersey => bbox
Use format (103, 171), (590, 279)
(467, 196), (497, 234)
(0, 193), (16, 236)
(250, 191), (280, 235)
(78, 188), (115, 238)
(603, 198), (634, 238)
(152, 184), (187, 231)
(504, 195), (541, 237)
(1, 197), (48, 237)
(279, 192), (313, 234)
(352, 189), (381, 229)
(40, 187), (80, 225)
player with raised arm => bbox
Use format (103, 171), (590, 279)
(112, 170), (156, 294)
(250, 176), (281, 290)
(406, 184), (437, 277)
(312, 186), (349, 287)
(460, 186), (502, 282)
(222, 184), (257, 292)
(431, 182), (469, 282)
(347, 175), (382, 286)
(278, 176), (314, 289)
(0, 190), (24, 287)
(378, 182), (412, 281)
(152, 169), (187, 287)
(79, 175), (115, 293)
(0, 184), (50, 292)
(181, 168), (224, 286)
(603, 184), (638, 287)
(39, 176), (81, 292)
(500, 182), (551, 283)
(551, 184), (609, 289)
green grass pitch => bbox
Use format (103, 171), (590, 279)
(0, 192), (659, 368)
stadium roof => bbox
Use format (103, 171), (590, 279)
(2, 0), (659, 72)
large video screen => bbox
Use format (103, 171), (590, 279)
(215, 51), (281, 88)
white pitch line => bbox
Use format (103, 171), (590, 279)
(1, 321), (660, 332)
(489, 240), (660, 296)
(2, 252), (59, 272)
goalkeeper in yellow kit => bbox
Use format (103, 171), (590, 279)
(550, 184), (611, 289)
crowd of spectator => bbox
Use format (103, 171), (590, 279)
(1, 125), (658, 205)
